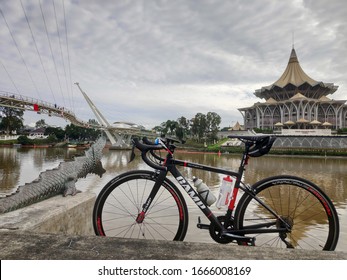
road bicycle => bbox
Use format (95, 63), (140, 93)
(93, 135), (339, 251)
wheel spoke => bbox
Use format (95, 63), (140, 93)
(235, 176), (338, 251)
(93, 171), (188, 241)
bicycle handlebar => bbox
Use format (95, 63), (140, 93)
(142, 137), (166, 162)
(132, 137), (163, 152)
(132, 138), (167, 170)
(132, 136), (187, 170)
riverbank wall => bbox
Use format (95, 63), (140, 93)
(0, 192), (346, 260)
(0, 192), (95, 235)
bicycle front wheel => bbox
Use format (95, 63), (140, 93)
(234, 175), (339, 250)
(93, 170), (189, 241)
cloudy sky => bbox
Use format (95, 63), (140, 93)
(0, 0), (346, 129)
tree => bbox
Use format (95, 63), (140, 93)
(17, 135), (34, 145)
(157, 120), (176, 136)
(153, 112), (223, 143)
(153, 119), (187, 140)
(44, 126), (66, 141)
(177, 116), (190, 138)
(65, 124), (83, 140)
(0, 106), (24, 135)
(65, 123), (100, 141)
(206, 112), (221, 142)
(190, 113), (207, 142)
(152, 125), (165, 136)
(165, 120), (178, 136)
(189, 112), (221, 143)
(35, 119), (47, 128)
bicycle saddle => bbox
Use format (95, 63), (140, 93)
(228, 135), (276, 157)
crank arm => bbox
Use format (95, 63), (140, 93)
(221, 232), (256, 244)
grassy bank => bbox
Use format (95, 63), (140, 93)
(181, 138), (347, 157)
(0, 138), (64, 147)
(0, 139), (18, 146)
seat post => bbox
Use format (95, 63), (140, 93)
(238, 140), (252, 175)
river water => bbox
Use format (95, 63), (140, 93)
(1, 146), (346, 251)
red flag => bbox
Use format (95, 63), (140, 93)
(33, 104), (39, 111)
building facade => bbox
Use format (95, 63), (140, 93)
(239, 48), (347, 131)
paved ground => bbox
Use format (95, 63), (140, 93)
(0, 230), (346, 260)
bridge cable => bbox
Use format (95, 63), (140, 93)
(19, 0), (57, 104)
(0, 60), (21, 95)
(52, 0), (73, 110)
(39, 0), (66, 108)
(0, 6), (42, 100)
(62, 0), (75, 112)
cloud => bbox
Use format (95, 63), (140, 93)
(1, 0), (346, 129)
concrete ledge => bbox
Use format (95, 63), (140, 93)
(0, 192), (95, 235)
(0, 192), (346, 260)
(0, 231), (346, 260)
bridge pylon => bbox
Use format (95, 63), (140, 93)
(75, 83), (137, 149)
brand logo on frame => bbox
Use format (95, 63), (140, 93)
(176, 176), (206, 209)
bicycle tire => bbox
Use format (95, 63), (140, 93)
(93, 170), (189, 241)
(234, 175), (339, 250)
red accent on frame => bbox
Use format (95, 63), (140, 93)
(228, 186), (240, 211)
(136, 211), (145, 223)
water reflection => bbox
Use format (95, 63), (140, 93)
(1, 147), (346, 251)
(0, 148), (20, 193)
(0, 147), (82, 196)
(245, 156), (347, 208)
(243, 184), (332, 249)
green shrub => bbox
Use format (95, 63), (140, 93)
(17, 135), (34, 145)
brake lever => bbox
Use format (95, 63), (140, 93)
(129, 142), (136, 163)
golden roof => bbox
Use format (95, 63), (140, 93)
(254, 48), (338, 100)
(273, 48), (318, 88)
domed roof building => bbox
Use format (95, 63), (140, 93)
(238, 48), (346, 131)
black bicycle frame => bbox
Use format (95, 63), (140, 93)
(137, 147), (290, 236)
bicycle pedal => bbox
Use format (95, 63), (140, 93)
(197, 216), (210, 230)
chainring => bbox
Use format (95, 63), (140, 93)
(209, 216), (235, 244)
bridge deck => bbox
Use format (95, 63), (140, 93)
(0, 91), (152, 138)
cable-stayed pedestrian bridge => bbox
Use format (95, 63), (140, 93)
(0, 89), (154, 148)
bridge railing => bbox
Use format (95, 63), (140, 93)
(0, 90), (75, 117)
(0, 90), (101, 128)
(0, 90), (154, 140)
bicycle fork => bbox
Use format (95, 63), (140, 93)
(135, 170), (167, 224)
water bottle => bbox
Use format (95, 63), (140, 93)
(192, 176), (216, 206)
(216, 175), (236, 209)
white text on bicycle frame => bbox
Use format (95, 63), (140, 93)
(176, 176), (206, 209)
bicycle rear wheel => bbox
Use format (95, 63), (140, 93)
(93, 170), (189, 241)
(234, 175), (339, 250)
